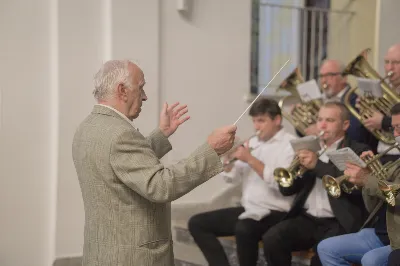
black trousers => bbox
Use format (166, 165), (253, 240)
(187, 206), (286, 266)
(388, 249), (400, 266)
(262, 213), (345, 266)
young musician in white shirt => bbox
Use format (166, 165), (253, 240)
(188, 98), (297, 266)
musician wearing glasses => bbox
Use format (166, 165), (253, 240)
(262, 102), (369, 266)
(317, 103), (400, 266)
(188, 98), (298, 266)
(360, 43), (400, 164)
(302, 59), (378, 152)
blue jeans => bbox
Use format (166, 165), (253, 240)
(317, 228), (392, 266)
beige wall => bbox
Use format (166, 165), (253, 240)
(0, 0), (57, 265)
(375, 0), (400, 73)
(0, 0), (253, 263)
(328, 0), (377, 70)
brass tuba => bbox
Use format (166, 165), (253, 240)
(274, 131), (326, 188)
(277, 67), (323, 136)
(323, 142), (400, 198)
(342, 48), (400, 144)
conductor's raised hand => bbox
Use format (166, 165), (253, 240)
(159, 102), (190, 137)
(208, 125), (237, 155)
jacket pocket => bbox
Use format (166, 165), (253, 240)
(138, 238), (170, 249)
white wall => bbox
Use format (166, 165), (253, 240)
(56, 0), (104, 258)
(54, 0), (254, 260)
(0, 0), (57, 265)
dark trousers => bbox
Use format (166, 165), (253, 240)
(388, 249), (400, 266)
(262, 213), (346, 266)
(380, 154), (400, 165)
(187, 206), (286, 266)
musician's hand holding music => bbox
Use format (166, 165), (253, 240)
(290, 103), (302, 114)
(344, 162), (370, 187)
(298, 149), (318, 169)
(355, 96), (362, 110)
(364, 111), (384, 130)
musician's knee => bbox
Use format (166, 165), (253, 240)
(262, 226), (285, 252)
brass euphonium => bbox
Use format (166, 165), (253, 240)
(277, 67), (322, 136)
(323, 142), (400, 198)
(377, 179), (400, 206)
(342, 48), (400, 144)
(274, 131), (326, 188)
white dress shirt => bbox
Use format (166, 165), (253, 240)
(322, 86), (347, 103)
(222, 128), (297, 221)
(378, 140), (400, 155)
(303, 137), (343, 218)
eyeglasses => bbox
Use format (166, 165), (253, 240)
(318, 72), (343, 78)
(384, 60), (400, 66)
(389, 124), (400, 134)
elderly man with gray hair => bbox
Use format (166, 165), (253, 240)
(72, 59), (236, 266)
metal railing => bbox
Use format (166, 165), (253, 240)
(251, 0), (355, 95)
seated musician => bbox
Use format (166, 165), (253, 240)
(359, 43), (400, 163)
(298, 59), (378, 152)
(262, 101), (370, 266)
(187, 98), (298, 266)
(317, 102), (400, 266)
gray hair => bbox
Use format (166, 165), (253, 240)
(93, 60), (133, 100)
(321, 59), (346, 74)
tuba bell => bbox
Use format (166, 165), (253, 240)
(323, 142), (400, 198)
(274, 131), (326, 187)
(378, 179), (400, 206)
(278, 67), (322, 136)
(342, 48), (400, 144)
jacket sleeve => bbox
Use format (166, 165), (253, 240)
(312, 159), (342, 180)
(362, 174), (387, 202)
(382, 115), (392, 131)
(145, 128), (172, 159)
(110, 129), (223, 203)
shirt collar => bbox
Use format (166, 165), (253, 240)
(336, 87), (347, 99)
(323, 84), (349, 102)
(95, 104), (138, 130)
(321, 136), (344, 149)
(264, 127), (286, 143)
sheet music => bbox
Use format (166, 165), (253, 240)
(357, 78), (383, 97)
(296, 79), (322, 102)
(327, 147), (366, 171)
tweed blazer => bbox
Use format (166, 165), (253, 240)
(72, 105), (223, 266)
(363, 165), (400, 249)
